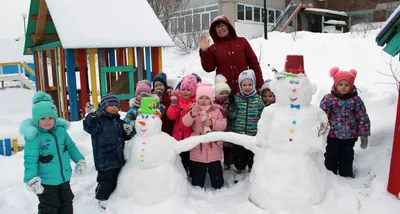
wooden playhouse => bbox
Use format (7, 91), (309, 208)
(376, 5), (400, 199)
(23, 0), (174, 121)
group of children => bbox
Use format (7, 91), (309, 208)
(21, 65), (370, 213)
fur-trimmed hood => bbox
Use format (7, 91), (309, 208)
(20, 118), (70, 140)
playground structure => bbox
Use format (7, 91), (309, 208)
(0, 138), (19, 156)
(23, 0), (174, 121)
(0, 62), (36, 90)
(376, 5), (400, 199)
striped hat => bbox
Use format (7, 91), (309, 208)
(100, 93), (120, 111)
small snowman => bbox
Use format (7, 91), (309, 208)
(110, 97), (209, 206)
(204, 55), (330, 211)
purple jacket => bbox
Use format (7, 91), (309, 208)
(320, 86), (370, 139)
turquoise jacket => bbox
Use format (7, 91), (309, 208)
(21, 118), (84, 185)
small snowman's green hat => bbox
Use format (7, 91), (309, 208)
(138, 97), (162, 117)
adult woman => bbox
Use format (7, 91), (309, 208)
(198, 15), (264, 94)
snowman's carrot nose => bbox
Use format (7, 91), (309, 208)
(138, 121), (146, 126)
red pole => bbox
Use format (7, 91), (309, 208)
(388, 86), (400, 199)
(78, 49), (89, 118)
(117, 48), (128, 112)
(151, 47), (159, 79)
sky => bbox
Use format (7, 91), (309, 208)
(0, 0), (30, 39)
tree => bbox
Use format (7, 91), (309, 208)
(147, 0), (189, 33)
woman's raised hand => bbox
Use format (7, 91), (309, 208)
(198, 34), (210, 51)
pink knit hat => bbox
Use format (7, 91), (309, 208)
(330, 67), (357, 89)
(180, 74), (198, 97)
(196, 82), (214, 103)
(135, 80), (151, 96)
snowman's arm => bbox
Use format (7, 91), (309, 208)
(203, 132), (258, 153)
(174, 135), (211, 153)
(255, 107), (274, 148)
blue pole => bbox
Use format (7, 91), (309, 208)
(65, 49), (79, 121)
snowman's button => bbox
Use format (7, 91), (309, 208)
(142, 142), (146, 145)
(140, 154), (144, 158)
(289, 138), (293, 142)
(290, 129), (294, 134)
(141, 160), (144, 162)
(141, 148), (144, 151)
(293, 121), (296, 124)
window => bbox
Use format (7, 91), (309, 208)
(276, 10), (282, 21)
(170, 18), (178, 34)
(202, 13), (210, 31)
(268, 10), (275, 23)
(254, 7), (261, 22)
(350, 12), (373, 25)
(238, 4), (244, 20)
(193, 14), (201, 32)
(211, 11), (218, 22)
(206, 5), (218, 11)
(178, 17), (184, 33)
(245, 6), (253, 21)
(185, 15), (192, 33)
(193, 8), (205, 13)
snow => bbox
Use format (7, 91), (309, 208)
(376, 5), (400, 41)
(0, 38), (34, 63)
(1, 30), (400, 213)
(45, 0), (174, 49)
(324, 20), (347, 25)
(305, 8), (348, 17)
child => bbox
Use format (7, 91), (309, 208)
(228, 69), (264, 183)
(124, 80), (152, 124)
(83, 94), (134, 208)
(214, 74), (233, 170)
(182, 83), (227, 189)
(260, 79), (276, 106)
(166, 74), (198, 176)
(320, 67), (370, 178)
(152, 72), (175, 135)
(21, 91), (86, 213)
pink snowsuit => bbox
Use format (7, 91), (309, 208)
(182, 105), (227, 163)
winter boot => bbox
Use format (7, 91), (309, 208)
(98, 200), (108, 209)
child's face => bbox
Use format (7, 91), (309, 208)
(105, 105), (120, 114)
(241, 79), (254, 95)
(181, 88), (193, 99)
(154, 81), (165, 93)
(218, 91), (229, 102)
(336, 80), (351, 94)
(198, 95), (211, 106)
(39, 116), (55, 130)
(262, 89), (275, 106)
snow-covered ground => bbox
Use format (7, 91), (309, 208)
(0, 30), (399, 213)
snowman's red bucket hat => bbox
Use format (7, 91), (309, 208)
(282, 55), (305, 77)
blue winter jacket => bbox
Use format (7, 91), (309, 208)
(21, 118), (84, 185)
(83, 111), (134, 171)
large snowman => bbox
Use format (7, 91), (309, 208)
(205, 55), (331, 211)
(107, 97), (209, 211)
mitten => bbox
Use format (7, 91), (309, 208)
(200, 111), (208, 122)
(140, 92), (152, 98)
(170, 90), (180, 106)
(74, 159), (87, 175)
(155, 90), (163, 99)
(85, 102), (97, 114)
(317, 122), (330, 137)
(360, 136), (368, 149)
(26, 177), (44, 194)
(123, 123), (134, 135)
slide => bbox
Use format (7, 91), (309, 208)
(0, 74), (36, 90)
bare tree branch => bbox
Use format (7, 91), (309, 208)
(147, 0), (189, 33)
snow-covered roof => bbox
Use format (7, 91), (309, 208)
(324, 20), (347, 26)
(0, 38), (34, 63)
(304, 8), (348, 17)
(45, 0), (174, 49)
(376, 5), (400, 40)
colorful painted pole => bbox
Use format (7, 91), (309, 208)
(145, 47), (152, 81)
(388, 86), (400, 198)
(151, 47), (160, 79)
(60, 48), (70, 121)
(78, 49), (89, 117)
(88, 48), (99, 107)
(65, 49), (79, 121)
